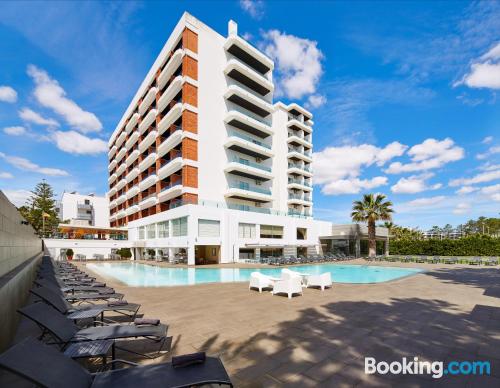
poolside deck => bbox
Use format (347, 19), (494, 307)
(6, 259), (500, 387)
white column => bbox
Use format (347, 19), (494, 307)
(187, 243), (195, 265)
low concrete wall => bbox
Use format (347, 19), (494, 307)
(44, 238), (131, 261)
(0, 190), (42, 351)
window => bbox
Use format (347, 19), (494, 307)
(238, 223), (256, 238)
(147, 224), (156, 239)
(84, 199), (90, 205)
(138, 226), (145, 239)
(297, 227), (307, 240)
(260, 225), (283, 239)
(172, 217), (188, 236)
(198, 219), (220, 237)
(157, 221), (169, 238)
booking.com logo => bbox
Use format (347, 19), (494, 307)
(365, 357), (491, 379)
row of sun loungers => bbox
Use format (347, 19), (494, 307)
(261, 252), (355, 266)
(370, 255), (499, 265)
(73, 253), (126, 261)
(0, 254), (233, 387)
(249, 268), (333, 299)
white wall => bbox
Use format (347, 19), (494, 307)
(43, 239), (130, 261)
(60, 193), (109, 227)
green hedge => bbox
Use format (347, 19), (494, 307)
(389, 235), (500, 256)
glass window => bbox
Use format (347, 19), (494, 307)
(238, 223), (256, 238)
(260, 225), (283, 239)
(198, 219), (220, 237)
(297, 228), (307, 240)
(138, 226), (145, 240)
(147, 224), (156, 239)
(157, 221), (169, 238)
(172, 217), (188, 237)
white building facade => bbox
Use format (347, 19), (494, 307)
(107, 13), (331, 265)
(57, 192), (109, 228)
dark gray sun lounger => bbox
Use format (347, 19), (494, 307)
(19, 303), (168, 358)
(35, 278), (114, 294)
(0, 338), (233, 388)
(31, 286), (140, 321)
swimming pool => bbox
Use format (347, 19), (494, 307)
(86, 262), (423, 287)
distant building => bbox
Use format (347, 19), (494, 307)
(56, 192), (109, 228)
(422, 230), (464, 240)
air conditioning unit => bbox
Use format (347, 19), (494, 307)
(255, 180), (261, 186)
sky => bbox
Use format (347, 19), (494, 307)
(0, 0), (499, 230)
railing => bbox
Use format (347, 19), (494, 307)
(288, 131), (303, 139)
(142, 171), (156, 179)
(77, 202), (92, 209)
(288, 193), (303, 200)
(140, 193), (156, 203)
(160, 182), (181, 192)
(288, 113), (302, 122)
(231, 105), (272, 126)
(159, 150), (182, 168)
(228, 182), (271, 195)
(228, 130), (271, 149)
(227, 203), (272, 214)
(288, 146), (303, 153)
(229, 156), (272, 172)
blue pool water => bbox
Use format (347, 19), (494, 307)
(86, 262), (423, 287)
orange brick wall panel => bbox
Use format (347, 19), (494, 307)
(182, 165), (198, 188)
(182, 111), (198, 134)
(182, 84), (198, 107)
(182, 28), (198, 53)
(182, 193), (198, 204)
(182, 138), (198, 161)
(182, 56), (198, 80)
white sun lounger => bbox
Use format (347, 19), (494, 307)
(272, 277), (302, 299)
(306, 272), (332, 291)
(249, 272), (276, 293)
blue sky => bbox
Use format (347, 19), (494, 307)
(0, 0), (499, 230)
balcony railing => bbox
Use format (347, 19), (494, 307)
(288, 193), (303, 200)
(232, 105), (271, 126)
(228, 130), (271, 149)
(230, 157), (271, 172)
(228, 203), (272, 214)
(229, 182), (271, 195)
(159, 150), (182, 168)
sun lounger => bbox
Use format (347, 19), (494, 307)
(249, 272), (276, 293)
(467, 257), (481, 265)
(306, 273), (332, 291)
(0, 338), (233, 388)
(272, 277), (302, 299)
(443, 257), (458, 264)
(18, 303), (168, 358)
(482, 257), (498, 266)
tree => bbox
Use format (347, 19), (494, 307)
(22, 180), (60, 237)
(351, 193), (394, 257)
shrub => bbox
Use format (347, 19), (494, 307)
(118, 248), (132, 259)
(65, 248), (74, 257)
(390, 235), (500, 256)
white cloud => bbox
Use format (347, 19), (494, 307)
(19, 108), (59, 127)
(479, 162), (500, 171)
(456, 186), (479, 195)
(482, 136), (493, 144)
(385, 138), (464, 174)
(239, 0), (264, 19)
(391, 173), (442, 194)
(2, 189), (32, 207)
(0, 172), (13, 179)
(406, 196), (447, 207)
(314, 141), (406, 196)
(477, 146), (500, 160)
(305, 94), (327, 109)
(241, 32), (253, 41)
(456, 42), (500, 89)
(51, 130), (107, 155)
(453, 202), (471, 215)
(0, 152), (69, 176)
(261, 30), (324, 99)
(449, 169), (500, 186)
(27, 65), (102, 133)
(0, 86), (17, 103)
(3, 126), (26, 136)
(480, 183), (500, 203)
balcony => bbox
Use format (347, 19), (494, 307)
(287, 178), (313, 191)
(109, 214), (117, 222)
(139, 109), (157, 134)
(227, 202), (272, 215)
(139, 152), (156, 172)
(126, 185), (139, 199)
(108, 173), (117, 185)
(157, 127), (183, 157)
(139, 193), (158, 210)
(224, 35), (273, 75)
(157, 182), (184, 202)
(139, 172), (157, 191)
(225, 182), (272, 203)
(157, 75), (183, 112)
(115, 162), (126, 177)
(108, 145), (117, 159)
(157, 151), (183, 180)
(116, 193), (127, 205)
(224, 58), (273, 96)
(287, 162), (313, 177)
(225, 156), (273, 181)
(139, 130), (157, 153)
(116, 209), (126, 219)
(109, 199), (117, 209)
(157, 48), (184, 89)
(126, 204), (140, 216)
(287, 146), (313, 163)
(108, 187), (117, 196)
(287, 118), (313, 133)
(125, 167), (140, 183)
(115, 131), (127, 149)
(115, 178), (127, 191)
(224, 109), (272, 138)
(125, 130), (139, 149)
(108, 159), (117, 171)
(225, 130), (273, 159)
(287, 193), (313, 206)
(139, 86), (158, 115)
(157, 103), (182, 135)
(224, 84), (273, 118)
(125, 113), (139, 134)
(287, 132), (312, 148)
(125, 149), (140, 166)
(115, 147), (126, 163)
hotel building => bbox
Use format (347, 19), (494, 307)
(107, 12), (332, 264)
(56, 192), (109, 228)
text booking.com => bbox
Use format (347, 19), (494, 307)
(365, 357), (491, 379)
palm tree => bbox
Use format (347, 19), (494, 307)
(351, 194), (394, 257)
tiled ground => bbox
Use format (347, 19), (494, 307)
(3, 260), (500, 387)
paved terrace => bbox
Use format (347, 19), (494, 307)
(4, 260), (500, 387)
